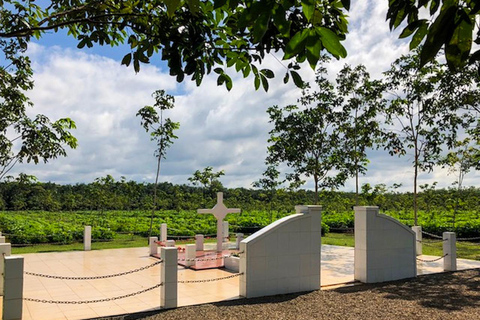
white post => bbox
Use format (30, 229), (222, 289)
(165, 240), (176, 247)
(236, 233), (244, 250)
(149, 237), (158, 256)
(160, 223), (167, 243)
(160, 247), (177, 309)
(412, 226), (422, 256)
(3, 256), (24, 320)
(195, 234), (204, 251)
(0, 233), (5, 244)
(0, 243), (12, 296)
(185, 244), (196, 268)
(84, 226), (91, 251)
(443, 232), (457, 272)
(223, 221), (229, 242)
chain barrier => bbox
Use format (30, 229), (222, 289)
(177, 252), (244, 262)
(421, 230), (444, 239)
(24, 282), (163, 304)
(416, 239), (447, 244)
(25, 259), (163, 280)
(416, 254), (448, 263)
(420, 231), (480, 242)
(457, 236), (480, 241)
(456, 241), (480, 246)
(178, 272), (243, 283)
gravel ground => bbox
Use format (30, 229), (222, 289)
(100, 268), (480, 320)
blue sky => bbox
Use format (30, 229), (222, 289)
(10, 1), (480, 192)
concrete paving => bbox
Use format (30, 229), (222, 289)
(5, 245), (480, 320)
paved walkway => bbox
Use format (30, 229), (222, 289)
(6, 245), (480, 320)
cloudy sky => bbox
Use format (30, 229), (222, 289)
(10, 1), (480, 192)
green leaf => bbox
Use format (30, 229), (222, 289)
(261, 75), (269, 92)
(399, 19), (427, 39)
(284, 30), (309, 59)
(301, 0), (315, 21)
(273, 6), (290, 37)
(253, 12), (271, 43)
(340, 0), (350, 11)
(121, 53), (132, 66)
(164, 0), (181, 17)
(316, 27), (347, 59)
(133, 59), (140, 73)
(290, 70), (303, 88)
(445, 17), (473, 69)
(410, 21), (428, 50)
(214, 0), (227, 9)
(420, 4), (456, 67)
(261, 69), (275, 79)
(305, 30), (321, 69)
(186, 0), (200, 14)
(283, 72), (290, 84)
(254, 75), (260, 90)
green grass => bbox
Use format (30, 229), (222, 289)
(11, 234), (222, 254)
(322, 232), (480, 261)
(322, 232), (355, 247)
(11, 232), (480, 262)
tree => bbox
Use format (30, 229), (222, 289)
(252, 164), (284, 222)
(0, 38), (77, 181)
(440, 137), (480, 227)
(387, 0), (480, 70)
(381, 50), (480, 225)
(336, 64), (385, 205)
(1, 0), (350, 92)
(137, 90), (180, 238)
(188, 166), (225, 205)
(266, 63), (348, 204)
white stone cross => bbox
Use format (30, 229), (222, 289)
(197, 192), (241, 252)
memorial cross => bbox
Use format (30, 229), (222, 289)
(197, 192), (241, 252)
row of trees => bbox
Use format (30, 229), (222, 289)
(263, 51), (480, 225)
(0, 174), (479, 216)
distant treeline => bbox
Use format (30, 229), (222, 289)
(0, 176), (479, 215)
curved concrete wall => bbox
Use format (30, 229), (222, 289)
(354, 206), (416, 283)
(239, 205), (322, 298)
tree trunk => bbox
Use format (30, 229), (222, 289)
(314, 175), (319, 205)
(413, 148), (418, 226)
(148, 155), (162, 239)
(355, 160), (359, 206)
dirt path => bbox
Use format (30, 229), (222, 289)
(101, 268), (480, 320)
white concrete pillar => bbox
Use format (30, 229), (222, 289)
(236, 233), (244, 250)
(3, 256), (24, 320)
(0, 234), (5, 244)
(223, 221), (229, 242)
(165, 240), (176, 247)
(0, 243), (12, 296)
(443, 232), (457, 272)
(84, 226), (91, 251)
(412, 226), (422, 256)
(160, 247), (177, 309)
(185, 244), (196, 268)
(149, 237), (158, 256)
(160, 223), (167, 242)
(195, 234), (204, 251)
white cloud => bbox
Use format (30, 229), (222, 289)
(8, 1), (479, 194)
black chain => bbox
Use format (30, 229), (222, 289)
(178, 253), (235, 262)
(25, 259), (163, 280)
(24, 283), (163, 304)
(416, 254), (448, 262)
(178, 272), (243, 283)
(457, 236), (480, 241)
(421, 230), (444, 239)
